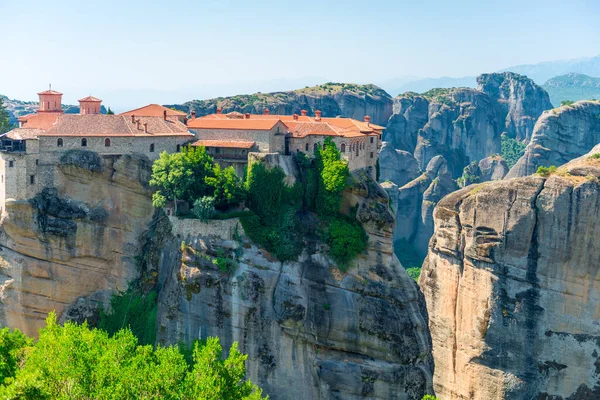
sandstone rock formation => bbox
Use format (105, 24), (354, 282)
(507, 100), (600, 178)
(168, 83), (393, 125)
(378, 141), (420, 187)
(420, 148), (600, 399)
(157, 170), (434, 399)
(478, 155), (509, 181)
(478, 72), (553, 142)
(0, 153), (154, 336)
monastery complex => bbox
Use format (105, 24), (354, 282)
(0, 88), (383, 211)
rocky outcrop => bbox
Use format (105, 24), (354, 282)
(0, 152), (154, 336)
(167, 83), (393, 125)
(378, 141), (420, 187)
(157, 171), (434, 400)
(420, 148), (600, 399)
(478, 155), (509, 181)
(506, 101), (600, 178)
(385, 156), (456, 259)
(478, 72), (553, 142)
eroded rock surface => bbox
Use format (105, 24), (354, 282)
(420, 149), (600, 399)
(157, 171), (434, 400)
(507, 101), (600, 178)
(0, 153), (153, 335)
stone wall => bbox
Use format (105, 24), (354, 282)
(168, 216), (244, 241)
(189, 126), (284, 153)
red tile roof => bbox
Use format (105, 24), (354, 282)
(18, 113), (61, 130)
(187, 118), (281, 131)
(120, 104), (187, 117)
(39, 115), (193, 137)
(79, 96), (102, 102)
(2, 128), (45, 140)
(37, 90), (63, 95)
(192, 140), (255, 149)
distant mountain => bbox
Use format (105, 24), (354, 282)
(542, 73), (600, 106)
(167, 82), (394, 125)
(387, 76), (477, 96)
(499, 55), (600, 85)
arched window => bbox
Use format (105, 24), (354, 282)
(355, 143), (359, 156)
(105, 138), (111, 147)
(305, 143), (309, 152)
(150, 143), (155, 152)
(176, 144), (181, 152)
(81, 138), (87, 147)
(57, 138), (63, 147)
(341, 143), (346, 153)
(313, 143), (318, 154)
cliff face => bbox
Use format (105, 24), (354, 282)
(0, 153), (153, 336)
(420, 149), (600, 399)
(477, 72), (553, 142)
(167, 83), (393, 125)
(156, 171), (434, 400)
(507, 101), (600, 178)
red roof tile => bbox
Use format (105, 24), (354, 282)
(19, 113), (61, 130)
(187, 118), (280, 131)
(192, 140), (255, 149)
(120, 104), (187, 117)
(79, 96), (102, 102)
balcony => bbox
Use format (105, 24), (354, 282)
(0, 140), (26, 153)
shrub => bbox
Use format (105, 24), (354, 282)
(212, 249), (238, 274)
(325, 216), (368, 269)
(561, 100), (575, 107)
(589, 153), (600, 160)
(205, 165), (245, 210)
(536, 165), (557, 177)
(192, 196), (216, 221)
(406, 267), (421, 282)
(501, 135), (527, 168)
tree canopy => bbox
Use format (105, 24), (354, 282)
(0, 97), (13, 134)
(0, 313), (267, 400)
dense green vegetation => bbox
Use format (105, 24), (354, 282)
(0, 97), (12, 134)
(98, 288), (158, 346)
(560, 100), (575, 107)
(240, 138), (367, 268)
(394, 239), (424, 281)
(406, 267), (421, 282)
(150, 146), (245, 215)
(0, 314), (266, 399)
(501, 135), (527, 168)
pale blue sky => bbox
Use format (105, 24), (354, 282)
(1, 0), (599, 108)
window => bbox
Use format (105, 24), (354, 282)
(105, 138), (111, 147)
(8, 161), (14, 168)
(341, 143), (346, 153)
(176, 144), (181, 152)
(313, 143), (318, 154)
(370, 152), (374, 159)
(370, 137), (374, 144)
(305, 143), (309, 152)
(57, 138), (63, 147)
(355, 144), (359, 157)
(29, 175), (35, 184)
(149, 143), (155, 152)
(215, 147), (220, 154)
(81, 138), (87, 147)
(35, 159), (39, 166)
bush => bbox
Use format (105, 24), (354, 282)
(406, 267), (421, 282)
(589, 153), (600, 160)
(325, 216), (368, 269)
(0, 328), (31, 385)
(536, 165), (557, 177)
(192, 196), (216, 221)
(561, 100), (575, 107)
(501, 135), (527, 168)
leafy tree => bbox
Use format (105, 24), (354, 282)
(179, 146), (216, 203)
(0, 97), (12, 134)
(192, 196), (216, 221)
(325, 216), (367, 269)
(315, 138), (349, 216)
(501, 135), (527, 168)
(0, 313), (267, 400)
(0, 328), (31, 385)
(106, 107), (115, 115)
(150, 151), (187, 213)
(245, 162), (287, 225)
(206, 165), (245, 210)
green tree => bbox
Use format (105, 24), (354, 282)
(315, 138), (349, 216)
(150, 151), (187, 214)
(206, 164), (245, 210)
(0, 97), (13, 134)
(0, 328), (31, 385)
(179, 146), (216, 203)
(192, 196), (216, 221)
(245, 162), (287, 225)
(0, 313), (267, 400)
(106, 107), (115, 115)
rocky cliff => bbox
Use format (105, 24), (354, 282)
(167, 83), (393, 125)
(507, 100), (600, 178)
(420, 148), (600, 399)
(478, 72), (553, 142)
(156, 170), (434, 399)
(0, 153), (154, 336)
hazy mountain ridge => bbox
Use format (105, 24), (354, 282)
(542, 73), (600, 106)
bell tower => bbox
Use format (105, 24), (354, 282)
(37, 85), (63, 113)
(78, 96), (102, 115)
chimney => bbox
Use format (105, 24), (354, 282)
(163, 110), (167, 121)
(364, 115), (371, 126)
(131, 114), (135, 123)
(191, 110), (197, 119)
(315, 110), (322, 121)
(245, 113), (250, 119)
(136, 120), (141, 130)
(293, 114), (299, 121)
(143, 123), (148, 133)
(216, 107), (223, 115)
(264, 108), (270, 115)
(301, 110), (307, 116)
